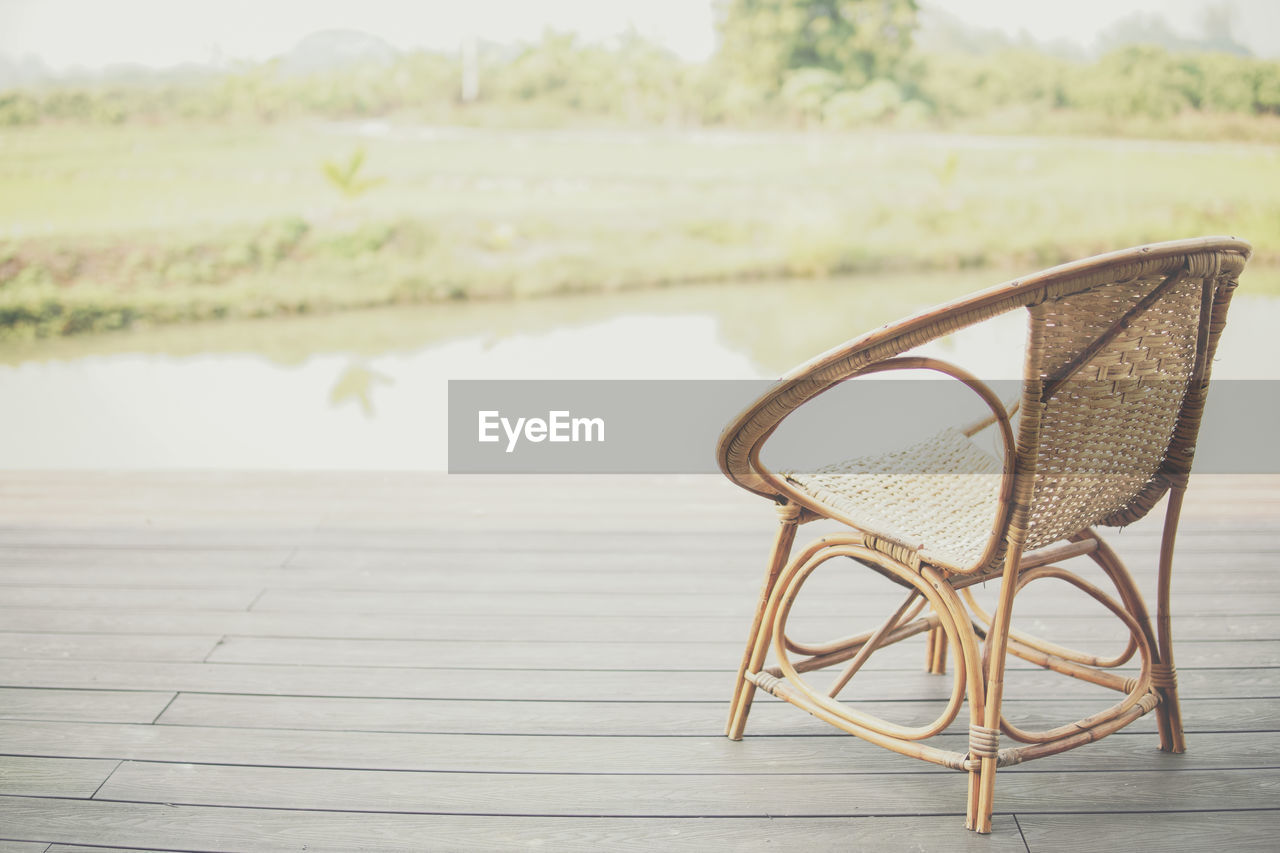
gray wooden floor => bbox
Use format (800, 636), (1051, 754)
(1, 472), (1278, 852)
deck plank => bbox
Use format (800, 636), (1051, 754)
(1, 798), (1028, 853)
(0, 841), (53, 853)
(1016, 811), (1280, 853)
(149, 693), (1280, 736)
(0, 690), (174, 725)
(2, 720), (1276, 774)
(1, 607), (1275, 642)
(198, 635), (1280, 670)
(242, 587), (1280, 617)
(0, 657), (1273, 700)
(0, 588), (260, 612)
(1, 556), (1276, 589)
(92, 761), (1280, 817)
(0, 756), (119, 798)
(46, 847), (175, 853)
(0, 634), (220, 663)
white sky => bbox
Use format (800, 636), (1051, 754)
(0, 0), (1276, 70)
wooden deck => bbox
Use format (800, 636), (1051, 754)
(1, 472), (1278, 852)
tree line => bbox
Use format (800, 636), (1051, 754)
(2, 0), (1278, 132)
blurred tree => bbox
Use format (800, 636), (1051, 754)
(1073, 46), (1199, 119)
(1194, 53), (1258, 112)
(716, 0), (919, 96)
(823, 78), (903, 126)
(0, 92), (40, 125)
(779, 67), (842, 123)
(497, 31), (581, 104)
(917, 50), (1068, 118)
(1256, 62), (1280, 114)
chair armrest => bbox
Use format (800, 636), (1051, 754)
(722, 354), (1018, 574)
(716, 284), (1030, 500)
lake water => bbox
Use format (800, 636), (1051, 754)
(3, 271), (1278, 470)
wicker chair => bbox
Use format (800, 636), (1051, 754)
(718, 237), (1251, 833)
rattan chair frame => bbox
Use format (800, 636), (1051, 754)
(717, 237), (1252, 833)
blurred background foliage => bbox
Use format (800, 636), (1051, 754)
(2, 0), (1279, 133)
(2, 0), (1278, 340)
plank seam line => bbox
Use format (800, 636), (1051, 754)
(203, 637), (226, 664)
(135, 725), (1280, 738)
(0, 760), (1019, 778)
(10, 794), (980, 819)
(1012, 813), (1032, 853)
(6, 657), (1270, 675)
(0, 691), (926, 704)
(87, 758), (125, 801)
(11, 794), (1280, 820)
(1, 542), (1268, 554)
(4, 609), (1278, 624)
(150, 693), (181, 724)
(0, 694), (1275, 710)
(986, 806), (1280, 816)
(6, 756), (1280, 776)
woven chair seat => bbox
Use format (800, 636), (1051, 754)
(782, 427), (1003, 573)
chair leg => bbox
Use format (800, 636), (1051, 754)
(925, 622), (948, 674)
(726, 504), (802, 740)
(1154, 486), (1188, 753)
(1086, 526), (1183, 752)
(966, 759), (984, 832)
(1155, 667), (1186, 753)
(971, 546), (1023, 834)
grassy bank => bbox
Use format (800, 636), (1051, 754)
(1, 122), (1277, 340)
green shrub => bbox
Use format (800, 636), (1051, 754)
(824, 79), (903, 127)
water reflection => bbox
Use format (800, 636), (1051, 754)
(330, 362), (394, 417)
(2, 270), (1277, 470)
(0, 271), (997, 373)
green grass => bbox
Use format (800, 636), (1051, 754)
(1, 121), (1277, 340)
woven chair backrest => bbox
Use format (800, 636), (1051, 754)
(1015, 248), (1243, 549)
